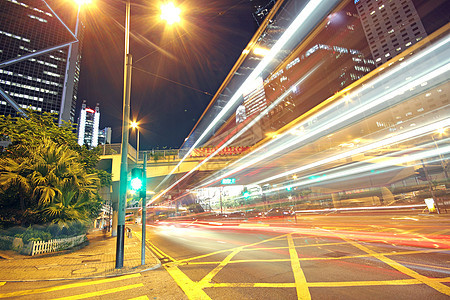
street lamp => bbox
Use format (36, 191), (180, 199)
(131, 120), (140, 161)
(116, 0), (181, 269)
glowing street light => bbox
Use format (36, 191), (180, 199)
(131, 120), (140, 161)
(160, 2), (181, 25)
(116, 0), (181, 269)
(74, 0), (92, 5)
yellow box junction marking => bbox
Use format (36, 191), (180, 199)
(143, 227), (449, 299)
(0, 273), (141, 298)
(336, 233), (450, 296)
(199, 247), (243, 286)
(287, 234), (311, 300)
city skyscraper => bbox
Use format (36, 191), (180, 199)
(77, 101), (99, 148)
(0, 0), (82, 123)
(355, 0), (427, 66)
(98, 127), (112, 145)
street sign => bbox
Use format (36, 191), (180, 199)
(221, 178), (236, 185)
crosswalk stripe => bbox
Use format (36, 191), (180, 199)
(0, 273), (141, 298)
(51, 283), (144, 300)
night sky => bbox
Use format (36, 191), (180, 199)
(62, 0), (258, 150)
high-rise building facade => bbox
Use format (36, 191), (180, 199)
(98, 127), (112, 145)
(77, 101), (99, 148)
(355, 0), (427, 66)
(0, 0), (82, 123)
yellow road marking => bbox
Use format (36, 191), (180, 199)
(338, 234), (450, 296)
(432, 229), (450, 235)
(0, 273), (141, 298)
(163, 265), (211, 300)
(199, 247), (243, 286)
(128, 296), (149, 300)
(391, 228), (450, 247)
(308, 277), (450, 287)
(176, 233), (289, 264)
(287, 234), (311, 300)
(134, 231), (177, 262)
(52, 283), (144, 300)
(0, 283), (4, 287)
(395, 260), (450, 271)
(201, 277), (450, 288)
(241, 241), (351, 252)
(182, 248), (445, 265)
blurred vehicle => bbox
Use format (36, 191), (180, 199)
(264, 208), (294, 218)
(223, 211), (245, 219)
(245, 209), (264, 218)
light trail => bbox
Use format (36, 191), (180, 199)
(197, 59), (449, 188)
(264, 145), (450, 194)
(154, 14), (449, 203)
(152, 0), (341, 200)
(250, 119), (450, 186)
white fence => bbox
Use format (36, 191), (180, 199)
(30, 234), (86, 256)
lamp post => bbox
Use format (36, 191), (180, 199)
(116, 0), (181, 269)
(116, 0), (132, 269)
(131, 121), (140, 161)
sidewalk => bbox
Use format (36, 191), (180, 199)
(0, 225), (160, 281)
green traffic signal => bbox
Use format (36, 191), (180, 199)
(130, 177), (142, 191)
(130, 168), (143, 191)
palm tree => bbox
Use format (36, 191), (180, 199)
(0, 138), (101, 224)
(0, 156), (31, 211)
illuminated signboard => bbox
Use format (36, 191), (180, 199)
(221, 178), (236, 185)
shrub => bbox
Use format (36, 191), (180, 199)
(15, 226), (51, 243)
(0, 237), (12, 250)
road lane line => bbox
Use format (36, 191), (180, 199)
(134, 231), (175, 261)
(0, 273), (141, 298)
(163, 264), (212, 300)
(199, 247), (243, 286)
(51, 283), (144, 300)
(182, 248), (446, 266)
(391, 228), (450, 247)
(432, 229), (450, 235)
(287, 234), (311, 300)
(0, 283), (4, 287)
(204, 282), (295, 288)
(177, 233), (289, 264)
(308, 277), (450, 287)
(202, 277), (450, 288)
(128, 296), (149, 300)
(337, 234), (450, 296)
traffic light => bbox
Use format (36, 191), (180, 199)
(130, 168), (143, 191)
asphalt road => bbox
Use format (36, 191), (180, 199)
(0, 213), (448, 299)
(146, 213), (450, 299)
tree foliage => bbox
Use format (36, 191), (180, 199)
(0, 111), (111, 227)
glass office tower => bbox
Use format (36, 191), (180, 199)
(0, 0), (82, 123)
